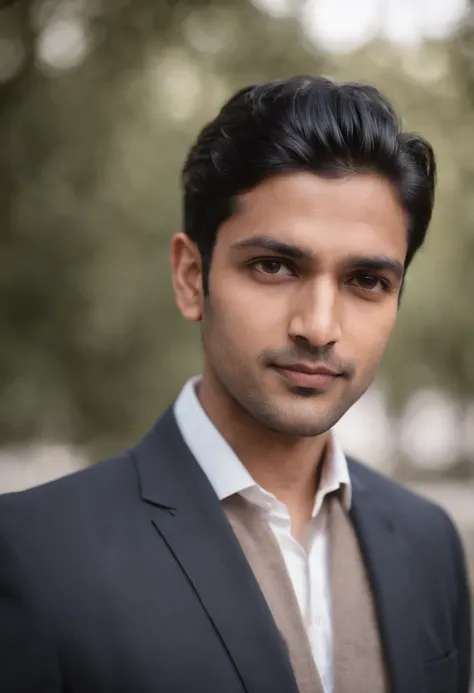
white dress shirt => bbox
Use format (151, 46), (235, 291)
(174, 376), (352, 693)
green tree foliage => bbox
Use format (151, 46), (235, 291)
(1, 0), (474, 457)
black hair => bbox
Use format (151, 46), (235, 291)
(182, 76), (436, 294)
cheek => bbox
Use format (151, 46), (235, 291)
(213, 280), (283, 340)
(345, 304), (398, 368)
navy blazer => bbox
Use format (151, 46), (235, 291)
(0, 406), (471, 693)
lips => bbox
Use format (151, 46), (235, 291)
(272, 363), (342, 389)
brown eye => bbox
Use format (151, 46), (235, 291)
(356, 275), (379, 289)
(251, 259), (293, 276)
(260, 259), (284, 274)
(349, 274), (389, 292)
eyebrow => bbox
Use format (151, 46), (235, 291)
(345, 255), (405, 280)
(231, 235), (312, 259)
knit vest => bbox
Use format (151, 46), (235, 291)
(222, 493), (389, 693)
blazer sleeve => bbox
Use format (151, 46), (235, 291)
(444, 512), (472, 693)
(0, 528), (62, 693)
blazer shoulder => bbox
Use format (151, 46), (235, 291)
(349, 457), (441, 509)
(348, 458), (464, 555)
(0, 451), (136, 534)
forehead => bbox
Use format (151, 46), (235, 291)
(218, 171), (408, 261)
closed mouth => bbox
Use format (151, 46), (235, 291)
(274, 364), (342, 377)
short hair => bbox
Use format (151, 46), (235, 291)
(182, 76), (436, 293)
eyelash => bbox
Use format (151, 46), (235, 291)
(248, 257), (393, 293)
(249, 258), (295, 276)
(351, 275), (391, 293)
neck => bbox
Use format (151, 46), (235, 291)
(197, 370), (330, 530)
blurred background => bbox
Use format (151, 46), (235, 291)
(1, 0), (473, 650)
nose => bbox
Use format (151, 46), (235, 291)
(288, 276), (342, 350)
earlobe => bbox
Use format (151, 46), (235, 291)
(170, 233), (204, 323)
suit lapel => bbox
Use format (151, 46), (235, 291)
(133, 408), (298, 693)
(349, 461), (425, 693)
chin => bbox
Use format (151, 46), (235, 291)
(255, 405), (336, 437)
(269, 419), (332, 437)
(235, 386), (342, 436)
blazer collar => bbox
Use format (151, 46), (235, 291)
(134, 405), (199, 509)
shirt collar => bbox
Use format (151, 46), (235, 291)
(173, 376), (351, 514)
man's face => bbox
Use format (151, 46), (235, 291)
(175, 172), (407, 437)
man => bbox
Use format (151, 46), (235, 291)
(0, 76), (471, 693)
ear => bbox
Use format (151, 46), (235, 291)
(170, 233), (204, 322)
